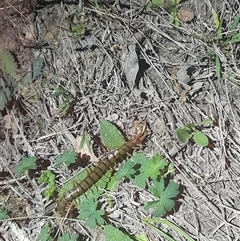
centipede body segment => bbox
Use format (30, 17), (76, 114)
(56, 120), (150, 217)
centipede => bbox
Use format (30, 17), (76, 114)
(56, 120), (150, 217)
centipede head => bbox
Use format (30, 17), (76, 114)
(128, 119), (151, 145)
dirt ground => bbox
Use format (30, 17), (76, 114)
(0, 0), (240, 240)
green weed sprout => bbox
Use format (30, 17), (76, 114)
(38, 170), (57, 200)
(207, 11), (240, 79)
(15, 156), (37, 177)
(79, 198), (105, 228)
(176, 118), (213, 147)
(37, 224), (78, 241)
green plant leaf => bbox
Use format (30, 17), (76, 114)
(72, 24), (85, 37)
(146, 0), (165, 11)
(100, 119), (126, 150)
(116, 153), (147, 188)
(104, 225), (134, 241)
(143, 153), (168, 179)
(192, 130), (209, 147)
(32, 57), (44, 78)
(170, 9), (179, 27)
(145, 178), (179, 217)
(227, 32), (240, 44)
(215, 55), (222, 79)
(176, 127), (192, 142)
(0, 49), (18, 79)
(106, 174), (118, 191)
(80, 198), (105, 228)
(197, 118), (213, 125)
(162, 163), (175, 178)
(230, 12), (240, 31)
(116, 160), (136, 181)
(132, 172), (147, 189)
(212, 8), (222, 36)
(130, 153), (147, 165)
(185, 123), (195, 130)
(135, 233), (148, 241)
(58, 233), (78, 241)
(54, 150), (77, 168)
(0, 87), (12, 111)
(37, 225), (53, 241)
(92, 0), (99, 8)
(0, 208), (9, 220)
(15, 156), (37, 177)
(38, 170), (56, 200)
(79, 131), (91, 153)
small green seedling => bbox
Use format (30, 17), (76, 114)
(117, 152), (179, 216)
(50, 85), (76, 116)
(37, 225), (53, 241)
(146, 0), (165, 10)
(0, 208), (9, 221)
(72, 24), (85, 37)
(58, 232), (78, 241)
(79, 198), (105, 229)
(176, 118), (213, 147)
(15, 156), (37, 177)
(206, 11), (240, 79)
(38, 170), (57, 200)
(37, 224), (78, 241)
(54, 150), (78, 168)
(145, 178), (179, 217)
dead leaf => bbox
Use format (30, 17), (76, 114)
(178, 8), (194, 22)
(124, 44), (139, 90)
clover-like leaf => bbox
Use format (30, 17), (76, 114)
(132, 172), (147, 189)
(145, 178), (179, 217)
(54, 150), (77, 168)
(15, 156), (37, 177)
(192, 130), (209, 147)
(80, 198), (105, 229)
(143, 153), (168, 179)
(130, 153), (147, 165)
(116, 161), (136, 181)
(176, 127), (192, 142)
